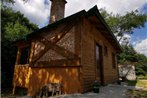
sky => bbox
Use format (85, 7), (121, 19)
(12, 0), (147, 56)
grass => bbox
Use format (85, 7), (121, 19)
(127, 89), (147, 98)
(137, 75), (147, 79)
(127, 79), (147, 98)
(1, 87), (27, 98)
(127, 79), (147, 88)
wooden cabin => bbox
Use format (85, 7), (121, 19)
(13, 0), (121, 96)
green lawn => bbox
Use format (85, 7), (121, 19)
(127, 79), (147, 88)
(127, 79), (147, 98)
(127, 89), (147, 98)
(137, 75), (147, 79)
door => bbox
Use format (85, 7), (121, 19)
(96, 44), (104, 85)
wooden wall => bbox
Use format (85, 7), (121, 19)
(13, 65), (81, 96)
(13, 21), (82, 96)
(13, 16), (119, 96)
(80, 18), (119, 91)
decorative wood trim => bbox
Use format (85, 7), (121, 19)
(31, 65), (82, 68)
(41, 38), (77, 59)
(39, 59), (79, 65)
(30, 22), (76, 65)
(15, 48), (21, 65)
(75, 18), (82, 57)
(29, 41), (35, 63)
(19, 43), (30, 49)
(32, 58), (81, 67)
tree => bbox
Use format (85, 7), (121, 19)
(1, 3), (38, 88)
(99, 8), (147, 43)
(1, 6), (38, 41)
(118, 45), (138, 64)
(99, 8), (147, 79)
(135, 54), (147, 76)
(1, 0), (28, 4)
(118, 45), (147, 78)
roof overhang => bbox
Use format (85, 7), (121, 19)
(15, 5), (122, 52)
(86, 6), (122, 52)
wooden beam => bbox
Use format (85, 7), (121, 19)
(15, 48), (21, 65)
(30, 22), (75, 66)
(41, 39), (77, 59)
(75, 18), (82, 57)
(29, 41), (36, 63)
(34, 58), (81, 67)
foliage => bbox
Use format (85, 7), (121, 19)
(118, 45), (147, 76)
(1, 6), (38, 41)
(100, 8), (147, 42)
(118, 45), (138, 64)
(127, 80), (147, 88)
(127, 89), (147, 98)
(135, 54), (147, 76)
(137, 75), (147, 79)
(1, 0), (15, 4)
(1, 3), (38, 88)
(1, 0), (28, 4)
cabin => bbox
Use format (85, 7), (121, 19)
(13, 0), (121, 96)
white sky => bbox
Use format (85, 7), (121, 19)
(12, 0), (147, 27)
(12, 0), (147, 56)
(134, 39), (147, 56)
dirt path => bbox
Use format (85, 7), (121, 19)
(50, 82), (146, 98)
(50, 83), (128, 98)
(2, 82), (144, 98)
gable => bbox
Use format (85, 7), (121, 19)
(15, 5), (121, 52)
(37, 26), (75, 62)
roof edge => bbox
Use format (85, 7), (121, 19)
(86, 5), (122, 51)
(27, 10), (86, 39)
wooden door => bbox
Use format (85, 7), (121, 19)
(96, 44), (104, 85)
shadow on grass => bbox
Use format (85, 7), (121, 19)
(127, 79), (147, 88)
(1, 88), (13, 97)
(127, 89), (147, 98)
(127, 80), (137, 86)
(1, 87), (27, 98)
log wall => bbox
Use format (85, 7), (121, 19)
(80, 18), (118, 91)
(13, 17), (119, 95)
(13, 65), (81, 96)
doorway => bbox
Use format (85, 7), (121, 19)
(96, 44), (104, 85)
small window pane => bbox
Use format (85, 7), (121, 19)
(20, 46), (30, 64)
(112, 53), (116, 69)
(104, 46), (108, 56)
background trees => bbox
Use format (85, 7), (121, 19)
(117, 45), (147, 77)
(1, 1), (38, 88)
(1, 0), (147, 89)
(100, 8), (147, 43)
(135, 54), (147, 76)
(99, 8), (147, 77)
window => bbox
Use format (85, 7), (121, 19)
(112, 53), (116, 69)
(104, 46), (108, 56)
(20, 46), (31, 64)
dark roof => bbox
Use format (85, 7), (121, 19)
(27, 10), (86, 39)
(25, 5), (121, 51)
(86, 6), (122, 52)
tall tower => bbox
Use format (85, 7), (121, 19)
(49, 0), (67, 24)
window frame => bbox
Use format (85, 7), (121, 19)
(104, 46), (108, 57)
(19, 46), (31, 65)
(112, 53), (116, 69)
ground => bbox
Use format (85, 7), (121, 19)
(1, 80), (147, 98)
(50, 82), (147, 98)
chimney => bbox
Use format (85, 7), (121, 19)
(49, 0), (67, 24)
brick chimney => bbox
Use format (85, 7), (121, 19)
(49, 0), (67, 24)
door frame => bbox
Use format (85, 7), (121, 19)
(95, 43), (104, 85)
